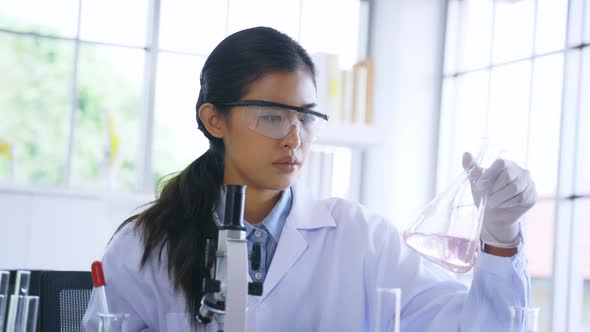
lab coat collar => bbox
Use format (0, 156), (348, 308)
(290, 184), (336, 230)
(257, 184), (336, 303)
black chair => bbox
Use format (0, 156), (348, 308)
(38, 271), (93, 332)
(6, 270), (93, 332)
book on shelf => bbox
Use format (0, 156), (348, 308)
(352, 58), (374, 125)
(312, 53), (374, 126)
(312, 53), (342, 122)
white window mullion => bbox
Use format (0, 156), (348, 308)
(553, 46), (582, 332)
(523, 0), (539, 169)
(138, 0), (161, 193)
(64, 0), (83, 186)
(425, 0), (447, 201)
(566, 49), (586, 332)
(224, 0), (231, 37)
(571, 46), (590, 332)
(296, 0), (304, 42)
(484, 0), (497, 137)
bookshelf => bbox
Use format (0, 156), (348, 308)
(302, 53), (382, 201)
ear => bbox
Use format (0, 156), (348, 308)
(198, 103), (227, 139)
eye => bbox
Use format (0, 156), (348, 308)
(260, 115), (283, 123)
(300, 114), (316, 124)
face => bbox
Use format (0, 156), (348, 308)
(222, 70), (317, 191)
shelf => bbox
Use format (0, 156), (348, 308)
(0, 183), (154, 202)
(316, 123), (382, 147)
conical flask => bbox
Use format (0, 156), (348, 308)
(403, 141), (496, 273)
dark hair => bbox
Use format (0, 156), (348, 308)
(118, 27), (316, 326)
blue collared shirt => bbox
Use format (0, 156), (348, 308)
(216, 188), (292, 283)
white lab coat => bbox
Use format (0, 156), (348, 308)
(83, 185), (529, 331)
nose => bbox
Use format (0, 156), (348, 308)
(280, 123), (302, 149)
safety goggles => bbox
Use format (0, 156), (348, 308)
(219, 100), (328, 142)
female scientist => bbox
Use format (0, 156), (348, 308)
(83, 27), (536, 331)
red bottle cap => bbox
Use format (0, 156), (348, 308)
(91, 261), (106, 287)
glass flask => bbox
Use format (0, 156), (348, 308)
(404, 141), (497, 273)
(510, 306), (540, 332)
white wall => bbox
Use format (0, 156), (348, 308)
(0, 186), (152, 271)
(363, 0), (446, 230)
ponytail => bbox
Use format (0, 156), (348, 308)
(118, 148), (224, 325)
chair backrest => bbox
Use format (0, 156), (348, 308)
(38, 271), (93, 332)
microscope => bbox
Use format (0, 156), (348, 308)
(197, 185), (263, 332)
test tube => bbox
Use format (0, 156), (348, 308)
(98, 313), (129, 332)
(0, 271), (10, 332)
(510, 306), (540, 332)
(375, 288), (401, 332)
(5, 271), (32, 332)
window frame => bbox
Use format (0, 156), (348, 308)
(0, 0), (370, 195)
(439, 0), (590, 331)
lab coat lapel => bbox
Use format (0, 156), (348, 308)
(259, 185), (335, 302)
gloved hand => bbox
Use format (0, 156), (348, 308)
(462, 152), (537, 248)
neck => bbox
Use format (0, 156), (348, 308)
(241, 187), (282, 224)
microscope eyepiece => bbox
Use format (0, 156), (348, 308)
(222, 185), (247, 231)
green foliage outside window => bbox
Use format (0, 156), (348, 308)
(0, 32), (142, 190)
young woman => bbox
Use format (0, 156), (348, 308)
(83, 27), (536, 331)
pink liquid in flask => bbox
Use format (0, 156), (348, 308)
(403, 232), (478, 273)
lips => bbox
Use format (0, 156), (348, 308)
(273, 156), (301, 165)
(272, 156), (302, 172)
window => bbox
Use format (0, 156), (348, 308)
(71, 45), (144, 190)
(1, 0), (363, 193)
(0, 0), (148, 190)
(0, 34), (74, 185)
(439, 0), (590, 331)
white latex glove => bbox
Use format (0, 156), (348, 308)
(463, 152), (537, 248)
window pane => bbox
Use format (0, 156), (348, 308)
(0, 0), (78, 37)
(488, 61), (532, 165)
(71, 45), (144, 190)
(534, 0), (568, 55)
(457, 0), (493, 71)
(79, 0), (148, 46)
(453, 71), (489, 170)
(153, 53), (208, 183)
(524, 201), (555, 332)
(528, 53), (564, 196)
(300, 0), (360, 68)
(227, 0), (300, 43)
(438, 71), (494, 193)
(159, 0), (227, 55)
(579, 199), (590, 328)
(492, 0), (535, 64)
(580, 48), (590, 193)
(0, 34), (73, 185)
(437, 78), (457, 190)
